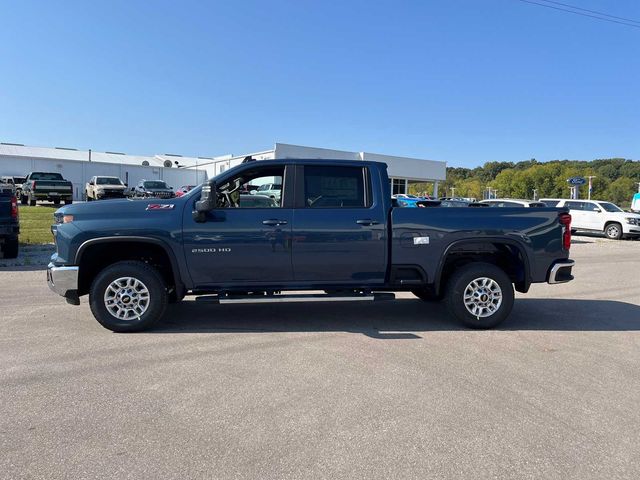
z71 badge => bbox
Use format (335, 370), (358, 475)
(146, 204), (175, 210)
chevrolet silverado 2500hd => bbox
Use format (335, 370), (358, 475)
(47, 159), (575, 332)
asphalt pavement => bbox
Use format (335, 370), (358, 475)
(1, 236), (639, 479)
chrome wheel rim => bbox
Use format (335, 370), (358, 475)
(104, 276), (150, 320)
(606, 225), (619, 237)
(463, 277), (502, 318)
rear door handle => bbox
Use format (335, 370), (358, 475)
(356, 219), (379, 226)
(262, 219), (288, 226)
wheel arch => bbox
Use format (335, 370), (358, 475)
(433, 237), (531, 295)
(75, 236), (184, 297)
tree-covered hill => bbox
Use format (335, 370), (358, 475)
(411, 158), (640, 207)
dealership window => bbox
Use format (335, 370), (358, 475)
(391, 178), (406, 195)
(304, 166), (366, 208)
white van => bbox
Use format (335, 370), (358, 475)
(540, 198), (640, 240)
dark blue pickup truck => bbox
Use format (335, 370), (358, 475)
(47, 159), (575, 332)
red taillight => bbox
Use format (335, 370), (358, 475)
(10, 195), (18, 219)
(31, 180), (37, 189)
(559, 213), (571, 250)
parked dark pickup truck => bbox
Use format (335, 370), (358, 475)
(21, 172), (73, 206)
(0, 187), (19, 258)
(47, 159), (575, 332)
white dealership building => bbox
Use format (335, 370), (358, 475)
(0, 142), (446, 200)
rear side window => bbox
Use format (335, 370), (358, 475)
(542, 200), (559, 207)
(565, 201), (585, 210)
(304, 166), (367, 208)
(529, 202), (547, 207)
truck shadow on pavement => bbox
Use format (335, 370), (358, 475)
(155, 298), (640, 337)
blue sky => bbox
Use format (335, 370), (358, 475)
(0, 0), (638, 167)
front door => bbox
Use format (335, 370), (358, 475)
(182, 164), (293, 288)
(291, 164), (387, 285)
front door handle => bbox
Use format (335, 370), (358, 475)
(262, 219), (288, 226)
(356, 219), (379, 226)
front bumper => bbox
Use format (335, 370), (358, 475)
(47, 262), (79, 303)
(547, 259), (575, 284)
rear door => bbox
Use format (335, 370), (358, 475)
(564, 201), (588, 229)
(291, 165), (387, 285)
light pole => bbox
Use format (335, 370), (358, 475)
(587, 176), (596, 200)
(450, 187), (456, 198)
(532, 188), (538, 201)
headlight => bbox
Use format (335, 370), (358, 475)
(54, 213), (74, 224)
(625, 217), (639, 225)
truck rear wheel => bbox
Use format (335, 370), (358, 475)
(445, 262), (514, 329)
(29, 195), (36, 206)
(89, 261), (167, 332)
(20, 195), (27, 205)
(2, 236), (19, 259)
(64, 199), (73, 205)
(53, 198), (61, 205)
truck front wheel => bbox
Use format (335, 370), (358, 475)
(29, 195), (36, 206)
(445, 262), (514, 329)
(89, 261), (168, 332)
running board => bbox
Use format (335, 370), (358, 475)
(195, 292), (395, 304)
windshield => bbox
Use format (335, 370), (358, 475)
(97, 177), (123, 185)
(31, 172), (64, 181)
(143, 181), (168, 189)
(598, 202), (623, 212)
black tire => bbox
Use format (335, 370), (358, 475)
(65, 199), (73, 205)
(411, 288), (442, 302)
(20, 194), (27, 205)
(89, 261), (167, 332)
(87, 194), (93, 201)
(53, 198), (61, 205)
(29, 195), (36, 206)
(604, 222), (622, 240)
(2, 236), (19, 259)
(445, 262), (514, 329)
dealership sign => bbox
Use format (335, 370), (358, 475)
(567, 176), (586, 186)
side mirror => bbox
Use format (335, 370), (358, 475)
(124, 183), (128, 187)
(170, 186), (173, 189)
(89, 181), (94, 185)
(193, 180), (216, 222)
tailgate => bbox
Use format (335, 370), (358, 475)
(34, 181), (72, 192)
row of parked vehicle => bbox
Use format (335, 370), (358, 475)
(393, 193), (640, 240)
(0, 173), (199, 205)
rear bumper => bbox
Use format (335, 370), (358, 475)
(547, 259), (575, 284)
(47, 262), (79, 302)
(34, 192), (73, 199)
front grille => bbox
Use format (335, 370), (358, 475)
(150, 191), (174, 198)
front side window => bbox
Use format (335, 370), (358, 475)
(598, 202), (623, 212)
(543, 200), (559, 207)
(304, 166), (366, 208)
(217, 166), (284, 208)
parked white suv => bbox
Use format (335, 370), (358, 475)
(540, 198), (640, 240)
